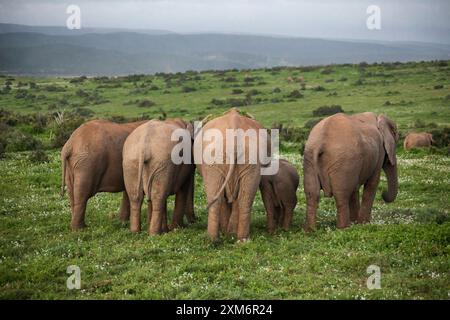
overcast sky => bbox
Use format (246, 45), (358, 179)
(0, 0), (449, 43)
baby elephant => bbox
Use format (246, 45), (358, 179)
(404, 132), (434, 150)
(260, 159), (299, 233)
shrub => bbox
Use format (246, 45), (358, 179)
(430, 127), (450, 148)
(434, 84), (444, 90)
(138, 99), (155, 108)
(232, 89), (244, 95)
(312, 105), (344, 117)
(304, 118), (322, 129)
(4, 130), (42, 152)
(51, 117), (84, 148)
(287, 90), (303, 99)
(312, 86), (326, 92)
(320, 68), (334, 75)
(272, 87), (281, 93)
(339, 77), (348, 82)
(108, 115), (128, 123)
(324, 78), (334, 83)
(29, 148), (49, 163)
(72, 107), (95, 117)
(182, 86), (196, 93)
(0, 135), (6, 158)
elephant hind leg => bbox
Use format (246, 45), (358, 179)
(129, 196), (143, 233)
(281, 206), (294, 231)
(148, 197), (167, 235)
(358, 172), (381, 224)
(220, 200), (232, 234)
(70, 174), (93, 230)
(119, 192), (131, 222)
(335, 193), (351, 229)
(71, 200), (88, 230)
(349, 188), (360, 223)
(207, 200), (221, 242)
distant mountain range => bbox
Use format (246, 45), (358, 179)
(0, 23), (449, 76)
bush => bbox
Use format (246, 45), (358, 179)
(312, 105), (344, 117)
(51, 117), (84, 148)
(72, 107), (95, 117)
(272, 87), (281, 93)
(433, 84), (444, 90)
(29, 148), (49, 163)
(287, 90), (303, 99)
(304, 118), (322, 129)
(232, 89), (244, 95)
(312, 86), (326, 92)
(320, 68), (334, 75)
(182, 86), (196, 93)
(138, 99), (155, 108)
(429, 127), (450, 148)
(4, 130), (42, 152)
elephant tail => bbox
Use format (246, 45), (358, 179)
(207, 162), (235, 210)
(60, 141), (71, 198)
(136, 149), (145, 199)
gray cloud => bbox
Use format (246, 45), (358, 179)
(1, 0), (449, 43)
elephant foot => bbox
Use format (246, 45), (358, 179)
(119, 213), (130, 222)
(236, 237), (250, 244)
(71, 222), (87, 231)
(336, 223), (350, 229)
(357, 217), (370, 224)
(267, 227), (276, 235)
(303, 225), (316, 234)
(130, 226), (141, 233)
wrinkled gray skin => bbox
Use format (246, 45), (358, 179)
(61, 119), (147, 230)
(260, 159), (299, 233)
(303, 112), (399, 231)
(123, 119), (195, 235)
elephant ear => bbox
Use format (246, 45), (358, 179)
(428, 133), (435, 145)
(377, 115), (397, 166)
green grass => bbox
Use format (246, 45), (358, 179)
(0, 61), (449, 299)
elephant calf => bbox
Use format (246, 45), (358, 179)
(303, 112), (399, 231)
(404, 132), (434, 150)
(122, 118), (195, 235)
(61, 119), (147, 230)
(260, 159), (299, 233)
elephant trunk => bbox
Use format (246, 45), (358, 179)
(382, 160), (398, 203)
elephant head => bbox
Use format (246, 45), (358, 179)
(377, 115), (399, 203)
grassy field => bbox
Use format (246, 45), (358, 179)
(0, 61), (449, 299)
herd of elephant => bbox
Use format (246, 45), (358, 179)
(60, 108), (433, 242)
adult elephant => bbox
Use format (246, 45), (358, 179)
(123, 118), (195, 235)
(61, 119), (147, 230)
(195, 108), (271, 242)
(404, 132), (434, 150)
(303, 112), (399, 231)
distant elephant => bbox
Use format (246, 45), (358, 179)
(123, 118), (195, 235)
(195, 108), (270, 242)
(404, 132), (434, 150)
(303, 112), (399, 231)
(61, 119), (147, 230)
(260, 159), (299, 233)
